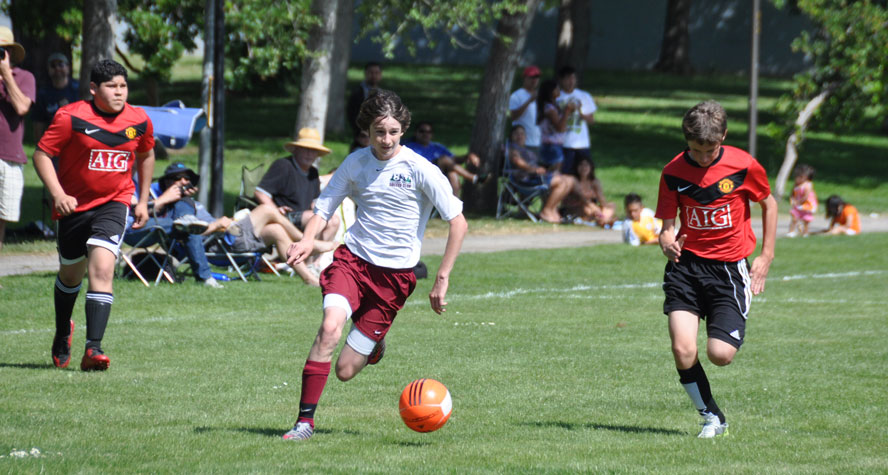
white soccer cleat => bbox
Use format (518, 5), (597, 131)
(282, 421), (314, 441)
(698, 412), (728, 438)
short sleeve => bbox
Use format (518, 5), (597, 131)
(256, 159), (289, 198)
(581, 91), (597, 115)
(36, 108), (71, 157)
(138, 115), (155, 153)
(746, 159), (771, 202)
(655, 173), (678, 220)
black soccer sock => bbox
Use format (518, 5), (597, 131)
(84, 291), (113, 350)
(677, 361), (725, 423)
(54, 276), (81, 338)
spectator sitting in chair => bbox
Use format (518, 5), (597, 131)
(125, 162), (224, 288)
(403, 121), (487, 196)
(254, 128), (340, 243)
(507, 124), (575, 224)
(206, 204), (337, 287)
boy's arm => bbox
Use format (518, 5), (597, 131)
(34, 148), (77, 216)
(429, 213), (467, 315)
(658, 218), (686, 263)
(749, 194), (778, 295)
(132, 149), (155, 229)
(286, 213), (327, 266)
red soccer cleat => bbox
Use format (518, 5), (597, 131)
(51, 320), (75, 368)
(80, 347), (110, 372)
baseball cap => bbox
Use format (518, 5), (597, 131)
(523, 65), (541, 78)
(47, 52), (69, 66)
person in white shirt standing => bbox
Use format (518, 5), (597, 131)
(281, 89), (468, 442)
(508, 65), (541, 153)
(556, 65), (597, 176)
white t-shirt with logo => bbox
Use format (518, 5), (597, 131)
(556, 88), (597, 149)
(509, 88), (541, 147)
(314, 146), (463, 269)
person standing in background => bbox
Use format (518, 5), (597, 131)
(33, 52), (80, 141)
(0, 26), (35, 251)
(509, 65), (541, 153)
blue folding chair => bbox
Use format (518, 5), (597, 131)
(139, 100), (206, 149)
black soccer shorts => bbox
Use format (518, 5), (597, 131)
(57, 201), (128, 265)
(662, 250), (752, 348)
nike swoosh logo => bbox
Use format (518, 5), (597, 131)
(375, 168), (383, 172)
(373, 330), (382, 335)
(85, 128), (101, 135)
(677, 185), (692, 192)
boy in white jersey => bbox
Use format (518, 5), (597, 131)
(282, 89), (468, 441)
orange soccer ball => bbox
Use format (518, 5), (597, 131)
(399, 378), (452, 432)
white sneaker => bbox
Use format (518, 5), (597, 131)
(698, 412), (728, 438)
(202, 277), (224, 289)
(785, 231), (798, 238)
(173, 215), (209, 234)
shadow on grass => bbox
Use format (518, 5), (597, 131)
(193, 426), (356, 438)
(522, 420), (683, 436)
(0, 362), (55, 370)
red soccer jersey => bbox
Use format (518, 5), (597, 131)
(38, 100), (155, 219)
(655, 145), (771, 261)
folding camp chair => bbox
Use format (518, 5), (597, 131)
(495, 140), (549, 222)
(203, 231), (279, 282)
(118, 224), (182, 286)
(234, 163), (266, 212)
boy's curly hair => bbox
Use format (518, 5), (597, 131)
(682, 100), (727, 144)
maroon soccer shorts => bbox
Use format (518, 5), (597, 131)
(320, 245), (417, 342)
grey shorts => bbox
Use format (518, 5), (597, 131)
(231, 216), (266, 252)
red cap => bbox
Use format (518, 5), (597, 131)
(523, 65), (541, 78)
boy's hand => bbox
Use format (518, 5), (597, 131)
(660, 234), (686, 262)
(286, 239), (314, 266)
(749, 254), (773, 295)
(53, 193), (78, 216)
(429, 275), (450, 315)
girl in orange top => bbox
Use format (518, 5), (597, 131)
(825, 194), (860, 235)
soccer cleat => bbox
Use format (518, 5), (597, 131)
(51, 320), (75, 368)
(173, 215), (209, 235)
(367, 338), (386, 365)
(282, 421), (314, 441)
(80, 347), (110, 372)
(697, 412), (729, 438)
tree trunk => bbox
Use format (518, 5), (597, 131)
(463, 0), (543, 215)
(554, 0), (592, 77)
(80, 0), (118, 98)
(295, 0), (339, 139)
(654, 0), (692, 75)
(325, 0), (354, 136)
(775, 87), (834, 199)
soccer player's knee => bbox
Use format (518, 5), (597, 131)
(708, 348), (735, 366)
(318, 321), (342, 345)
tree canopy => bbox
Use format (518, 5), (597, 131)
(772, 0), (888, 133)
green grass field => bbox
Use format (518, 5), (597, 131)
(2, 233), (886, 472)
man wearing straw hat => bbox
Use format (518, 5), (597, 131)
(0, 26), (35, 250)
(254, 127), (340, 243)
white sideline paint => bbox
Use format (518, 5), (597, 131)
(3, 270), (886, 336)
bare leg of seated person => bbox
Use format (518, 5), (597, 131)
(249, 204), (336, 254)
(539, 174), (576, 224)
